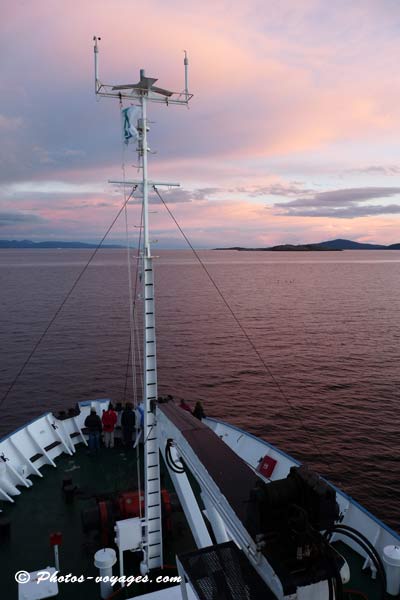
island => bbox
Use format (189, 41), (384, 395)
(0, 240), (123, 249)
(214, 244), (339, 252)
(214, 239), (400, 251)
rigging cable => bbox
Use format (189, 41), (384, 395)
(132, 207), (144, 521)
(153, 185), (328, 468)
(133, 205), (145, 401)
(123, 207), (143, 405)
(123, 337), (131, 403)
(124, 202), (137, 405)
(154, 185), (392, 599)
(0, 187), (136, 412)
(119, 98), (145, 519)
(120, 99), (145, 407)
(121, 104), (139, 408)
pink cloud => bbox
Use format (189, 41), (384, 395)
(2, 1), (400, 245)
(4, 1), (400, 156)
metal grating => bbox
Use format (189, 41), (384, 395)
(178, 542), (276, 600)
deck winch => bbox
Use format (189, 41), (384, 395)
(247, 464), (341, 593)
(248, 464), (339, 533)
(157, 402), (348, 598)
(81, 488), (173, 547)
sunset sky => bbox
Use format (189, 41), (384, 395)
(2, 0), (400, 247)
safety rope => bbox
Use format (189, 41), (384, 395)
(123, 164), (138, 406)
(0, 189), (136, 411)
(133, 193), (144, 520)
(123, 198), (144, 520)
(132, 205), (144, 402)
(119, 98), (143, 518)
(123, 206), (144, 405)
(123, 338), (131, 403)
(153, 185), (328, 469)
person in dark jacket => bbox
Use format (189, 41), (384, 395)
(121, 403), (136, 449)
(193, 401), (206, 421)
(84, 407), (102, 453)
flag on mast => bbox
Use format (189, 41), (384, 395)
(122, 106), (139, 145)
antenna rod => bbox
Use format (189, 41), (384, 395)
(184, 51), (189, 100)
(93, 36), (100, 94)
(141, 79), (150, 256)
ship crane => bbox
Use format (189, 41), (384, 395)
(157, 402), (345, 600)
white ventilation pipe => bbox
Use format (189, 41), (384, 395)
(94, 548), (117, 599)
(383, 545), (400, 596)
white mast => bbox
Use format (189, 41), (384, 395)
(139, 75), (161, 570)
(93, 38), (192, 573)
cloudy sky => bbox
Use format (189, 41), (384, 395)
(2, 0), (400, 247)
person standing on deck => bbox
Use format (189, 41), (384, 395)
(180, 399), (191, 412)
(193, 401), (206, 421)
(84, 407), (102, 454)
(121, 403), (136, 449)
(102, 404), (117, 448)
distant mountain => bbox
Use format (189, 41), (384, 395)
(0, 239), (123, 249)
(263, 244), (338, 252)
(214, 244), (338, 251)
(2, 238), (400, 251)
(214, 244), (332, 252)
(316, 238), (387, 250)
(214, 239), (400, 251)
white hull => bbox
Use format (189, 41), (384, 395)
(205, 417), (400, 572)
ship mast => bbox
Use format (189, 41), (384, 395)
(93, 37), (192, 573)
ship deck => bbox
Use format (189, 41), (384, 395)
(0, 441), (195, 599)
(0, 439), (397, 599)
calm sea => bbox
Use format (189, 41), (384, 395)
(0, 249), (399, 532)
